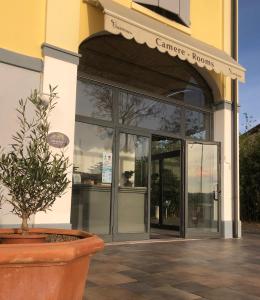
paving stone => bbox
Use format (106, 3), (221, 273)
(84, 286), (149, 300)
(153, 285), (202, 299)
(119, 281), (154, 293)
(88, 272), (137, 286)
(84, 231), (260, 299)
(230, 284), (260, 298)
(173, 281), (211, 293)
(196, 287), (260, 300)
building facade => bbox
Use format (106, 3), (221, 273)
(0, 0), (245, 240)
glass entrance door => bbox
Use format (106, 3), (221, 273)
(150, 136), (182, 233)
(72, 125), (150, 242)
(113, 131), (150, 241)
(186, 142), (220, 237)
(71, 123), (113, 239)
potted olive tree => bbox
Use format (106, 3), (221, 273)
(0, 87), (104, 300)
(0, 87), (70, 239)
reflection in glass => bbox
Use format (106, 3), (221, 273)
(151, 160), (160, 225)
(79, 35), (213, 109)
(162, 157), (181, 227)
(166, 84), (210, 108)
(118, 133), (149, 233)
(76, 80), (113, 120)
(151, 136), (181, 155)
(185, 110), (209, 140)
(119, 92), (181, 134)
(71, 123), (113, 234)
(151, 137), (181, 229)
(76, 80), (212, 141)
(187, 143), (219, 232)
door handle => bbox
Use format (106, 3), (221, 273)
(213, 184), (220, 200)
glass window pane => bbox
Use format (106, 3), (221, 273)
(118, 133), (149, 233)
(185, 110), (209, 140)
(162, 156), (181, 227)
(166, 84), (210, 108)
(79, 35), (213, 109)
(71, 123), (113, 234)
(187, 144), (219, 233)
(119, 92), (181, 135)
(151, 137), (181, 229)
(151, 159), (160, 225)
(151, 135), (181, 155)
(76, 80), (113, 121)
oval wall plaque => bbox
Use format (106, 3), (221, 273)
(47, 132), (70, 148)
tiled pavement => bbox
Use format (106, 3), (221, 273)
(84, 231), (260, 300)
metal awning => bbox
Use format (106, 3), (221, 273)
(86, 0), (245, 82)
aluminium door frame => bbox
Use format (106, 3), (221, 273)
(184, 140), (222, 239)
(112, 126), (152, 242)
(74, 75), (216, 241)
(150, 137), (184, 236)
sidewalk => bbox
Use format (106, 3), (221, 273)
(84, 230), (260, 300)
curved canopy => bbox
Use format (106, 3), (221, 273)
(86, 0), (245, 82)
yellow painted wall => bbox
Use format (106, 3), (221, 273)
(45, 0), (81, 53)
(78, 1), (228, 51)
(77, 0), (229, 99)
(0, 0), (230, 99)
(106, 0), (225, 51)
(0, 0), (46, 58)
(0, 0), (229, 58)
(222, 0), (232, 100)
(79, 1), (104, 46)
(191, 0), (223, 50)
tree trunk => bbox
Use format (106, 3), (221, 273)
(21, 215), (29, 235)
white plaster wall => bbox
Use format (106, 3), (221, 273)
(214, 107), (233, 237)
(34, 56), (77, 226)
(0, 63), (41, 226)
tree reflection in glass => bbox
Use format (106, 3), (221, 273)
(119, 92), (181, 135)
(185, 110), (208, 139)
(76, 80), (113, 121)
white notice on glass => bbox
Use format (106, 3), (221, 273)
(102, 152), (112, 183)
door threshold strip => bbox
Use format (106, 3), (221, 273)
(105, 238), (200, 246)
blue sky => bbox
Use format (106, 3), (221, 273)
(239, 0), (260, 131)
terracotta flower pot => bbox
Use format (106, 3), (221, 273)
(0, 228), (104, 300)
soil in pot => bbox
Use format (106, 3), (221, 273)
(0, 233), (82, 244)
(0, 233), (47, 244)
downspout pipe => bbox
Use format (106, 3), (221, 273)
(231, 0), (239, 238)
